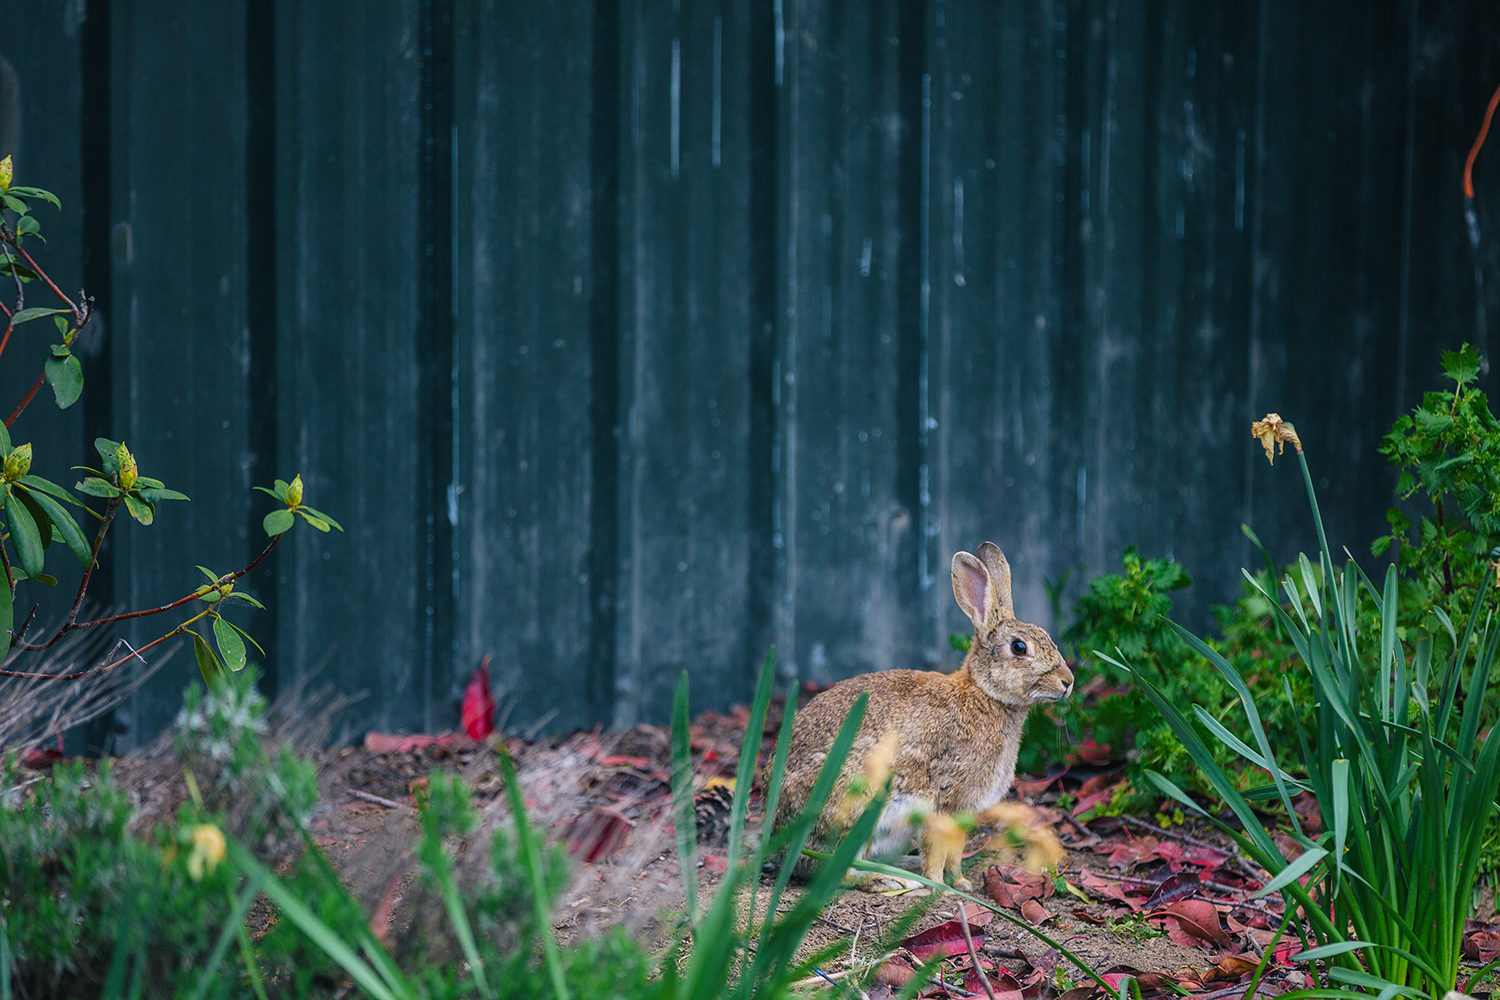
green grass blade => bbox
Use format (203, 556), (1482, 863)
(1330, 758), (1349, 896)
(498, 746), (570, 1000)
(757, 693), (868, 958)
(727, 649), (777, 872)
(227, 840), (411, 1000)
(1253, 846), (1328, 899)
(671, 670), (700, 928)
(186, 872), (268, 1000)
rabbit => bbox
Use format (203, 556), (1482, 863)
(770, 541), (1073, 891)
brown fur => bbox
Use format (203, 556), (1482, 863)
(770, 542), (1073, 888)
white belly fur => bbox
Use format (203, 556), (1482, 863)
(860, 792), (930, 860)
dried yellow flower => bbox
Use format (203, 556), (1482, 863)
(923, 812), (968, 865)
(1251, 413), (1303, 465)
(976, 801), (1065, 874)
(186, 824), (226, 880)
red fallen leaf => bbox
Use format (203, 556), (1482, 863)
(461, 657), (496, 740)
(1204, 955), (1260, 983)
(1019, 950), (1059, 987)
(598, 755), (654, 768)
(1074, 738), (1115, 766)
(701, 853), (729, 874)
(960, 902), (995, 928)
(20, 747), (62, 769)
(1271, 937), (1302, 964)
(877, 957), (917, 987)
(984, 865), (1052, 909)
(1464, 929), (1500, 962)
(900, 920), (982, 960)
(1162, 900), (1232, 949)
(562, 806), (635, 863)
(1104, 835), (1162, 869)
(1055, 988), (1098, 1000)
(1014, 772), (1066, 796)
(1072, 776), (1123, 817)
(1291, 790), (1323, 835)
(1143, 871), (1200, 909)
(1101, 972), (1139, 993)
(964, 968), (1024, 1000)
(1020, 898), (1055, 925)
(1078, 870), (1140, 909)
(1271, 830), (1301, 864)
(364, 730), (465, 753)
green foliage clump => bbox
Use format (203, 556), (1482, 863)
(1376, 343), (1500, 648)
(1129, 436), (1500, 1000)
(1019, 547), (1305, 806)
(1, 668), (314, 999)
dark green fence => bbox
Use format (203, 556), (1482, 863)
(3, 0), (1498, 748)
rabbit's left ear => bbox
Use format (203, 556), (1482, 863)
(976, 542), (1014, 620)
(952, 551), (992, 631)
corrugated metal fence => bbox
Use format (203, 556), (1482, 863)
(2, 0), (1498, 748)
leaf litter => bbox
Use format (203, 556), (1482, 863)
(67, 670), (1500, 997)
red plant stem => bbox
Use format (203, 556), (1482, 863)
(11, 497), (120, 652)
(0, 627), (177, 680)
(0, 242), (23, 369)
(10, 531), (281, 659)
(6, 370), (46, 428)
(1465, 83), (1500, 200)
(9, 241), (77, 317)
(77, 534), (281, 629)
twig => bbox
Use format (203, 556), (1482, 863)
(6, 371), (46, 428)
(7, 240), (78, 316)
(960, 904), (999, 1000)
(349, 789), (407, 810)
(12, 530), (280, 656)
(0, 240), (23, 368)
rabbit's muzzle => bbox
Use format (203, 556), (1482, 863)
(1034, 666), (1075, 702)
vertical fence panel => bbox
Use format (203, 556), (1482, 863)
(13, 1), (1500, 741)
(774, 0), (929, 688)
(0, 4), (89, 688)
(108, 1), (252, 745)
(455, 0), (603, 733)
(930, 2), (1067, 635)
(1244, 4), (1413, 573)
(275, 1), (425, 732)
(612, 0), (766, 722)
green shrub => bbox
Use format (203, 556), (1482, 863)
(1126, 419), (1500, 1000)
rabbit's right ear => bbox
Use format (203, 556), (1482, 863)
(952, 551), (992, 631)
(976, 542), (1014, 620)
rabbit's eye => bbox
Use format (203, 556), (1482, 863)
(1010, 638), (1028, 656)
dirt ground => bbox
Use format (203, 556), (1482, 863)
(71, 688), (1364, 999)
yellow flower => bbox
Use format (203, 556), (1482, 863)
(115, 442), (137, 490)
(186, 824), (226, 880)
(1251, 413), (1303, 465)
(3, 443), (31, 481)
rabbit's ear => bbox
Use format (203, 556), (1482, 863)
(977, 542), (1015, 620)
(952, 551), (992, 631)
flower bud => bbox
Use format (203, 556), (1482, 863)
(186, 824), (226, 880)
(0, 156), (11, 193)
(285, 473), (304, 508)
(115, 442), (137, 490)
(3, 443), (31, 481)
